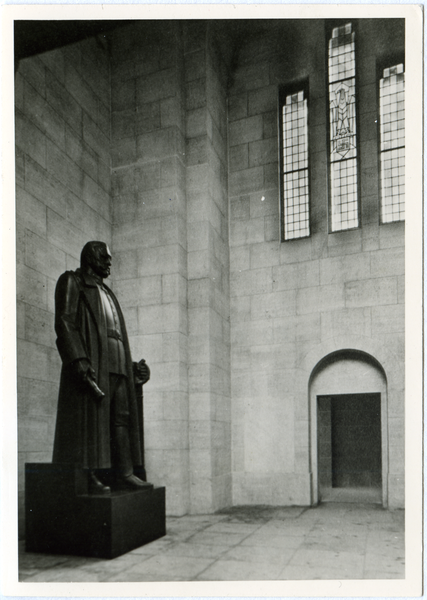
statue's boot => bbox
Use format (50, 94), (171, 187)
(89, 470), (111, 494)
(114, 426), (151, 489)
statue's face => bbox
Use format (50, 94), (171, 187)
(90, 244), (112, 279)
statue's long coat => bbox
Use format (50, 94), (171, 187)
(52, 268), (142, 469)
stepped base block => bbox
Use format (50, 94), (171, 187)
(25, 463), (166, 559)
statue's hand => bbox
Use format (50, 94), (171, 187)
(73, 358), (96, 383)
(134, 359), (150, 385)
(73, 359), (105, 399)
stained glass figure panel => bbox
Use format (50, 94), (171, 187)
(380, 64), (405, 223)
(282, 91), (310, 240)
(328, 23), (359, 232)
(329, 79), (357, 161)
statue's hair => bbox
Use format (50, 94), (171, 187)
(80, 241), (107, 268)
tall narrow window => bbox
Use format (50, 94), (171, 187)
(280, 87), (309, 240)
(328, 23), (359, 232)
(379, 63), (405, 223)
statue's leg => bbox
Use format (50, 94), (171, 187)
(110, 375), (151, 489)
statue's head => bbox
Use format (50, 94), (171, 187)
(81, 241), (112, 279)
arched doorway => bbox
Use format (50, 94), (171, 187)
(309, 350), (388, 507)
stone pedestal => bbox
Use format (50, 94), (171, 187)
(25, 463), (166, 559)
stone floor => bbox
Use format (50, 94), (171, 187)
(19, 502), (405, 582)
(320, 486), (382, 504)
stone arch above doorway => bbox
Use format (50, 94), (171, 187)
(299, 334), (396, 388)
(310, 349), (387, 394)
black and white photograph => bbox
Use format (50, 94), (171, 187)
(2, 3), (423, 597)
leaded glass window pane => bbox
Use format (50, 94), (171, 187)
(328, 23), (359, 232)
(380, 64), (405, 223)
(281, 90), (310, 240)
(331, 158), (358, 230)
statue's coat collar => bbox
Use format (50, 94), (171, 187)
(77, 268), (104, 288)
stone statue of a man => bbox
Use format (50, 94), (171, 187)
(53, 241), (150, 494)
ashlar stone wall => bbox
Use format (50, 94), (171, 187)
(15, 20), (406, 538)
(109, 21), (190, 515)
(185, 22), (232, 513)
(16, 22), (233, 526)
(109, 21), (232, 514)
(228, 19), (405, 507)
(15, 35), (112, 533)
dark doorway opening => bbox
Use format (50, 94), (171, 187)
(318, 393), (382, 503)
